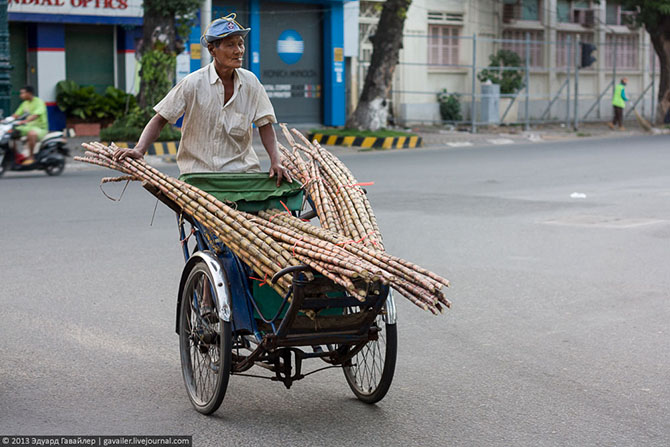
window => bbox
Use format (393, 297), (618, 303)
(606, 4), (637, 26)
(502, 29), (543, 67)
(428, 25), (460, 66)
(556, 32), (594, 69)
(605, 34), (638, 69)
(503, 0), (541, 22)
(557, 0), (596, 25)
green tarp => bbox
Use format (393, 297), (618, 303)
(179, 172), (304, 212)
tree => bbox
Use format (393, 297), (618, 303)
(346, 0), (411, 130)
(137, 0), (200, 110)
(477, 50), (524, 95)
(617, 1), (670, 123)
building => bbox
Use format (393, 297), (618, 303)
(8, 0), (143, 131)
(184, 0), (348, 126)
(356, 0), (659, 126)
(7, 0), (349, 130)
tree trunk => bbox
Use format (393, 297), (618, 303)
(138, 4), (178, 109)
(346, 0), (412, 130)
(647, 15), (670, 124)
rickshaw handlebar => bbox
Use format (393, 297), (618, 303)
(271, 265), (312, 284)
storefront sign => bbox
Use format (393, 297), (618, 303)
(190, 43), (201, 60)
(8, 0), (143, 18)
(277, 29), (304, 65)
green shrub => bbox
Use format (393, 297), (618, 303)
(97, 86), (137, 121)
(100, 111), (181, 142)
(477, 50), (525, 95)
(56, 80), (137, 122)
(56, 80), (104, 121)
(437, 89), (462, 122)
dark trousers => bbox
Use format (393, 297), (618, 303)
(612, 106), (624, 127)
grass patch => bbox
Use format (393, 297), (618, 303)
(309, 128), (417, 138)
(576, 132), (591, 137)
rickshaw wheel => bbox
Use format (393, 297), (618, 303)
(343, 311), (397, 404)
(179, 262), (232, 415)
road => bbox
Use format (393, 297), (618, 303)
(1, 135), (669, 446)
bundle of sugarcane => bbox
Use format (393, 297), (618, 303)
(276, 124), (384, 250)
(74, 142), (450, 314)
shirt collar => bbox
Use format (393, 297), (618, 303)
(208, 62), (243, 88)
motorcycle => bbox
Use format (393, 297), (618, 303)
(0, 115), (70, 177)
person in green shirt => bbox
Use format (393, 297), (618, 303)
(609, 78), (628, 131)
(12, 85), (48, 165)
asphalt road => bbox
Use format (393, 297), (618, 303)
(1, 135), (669, 446)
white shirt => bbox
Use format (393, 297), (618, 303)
(154, 63), (276, 174)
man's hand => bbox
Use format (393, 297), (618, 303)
(269, 160), (293, 187)
(112, 145), (145, 162)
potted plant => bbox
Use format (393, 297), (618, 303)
(436, 89), (463, 124)
(477, 50), (524, 123)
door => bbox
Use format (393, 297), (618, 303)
(65, 25), (114, 93)
(260, 2), (323, 123)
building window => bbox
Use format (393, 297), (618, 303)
(502, 29), (543, 67)
(428, 25), (460, 66)
(605, 33), (638, 69)
(556, 32), (594, 69)
(557, 0), (596, 26)
(503, 0), (541, 22)
(606, 4), (637, 26)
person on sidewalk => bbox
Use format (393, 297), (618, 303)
(11, 86), (48, 165)
(609, 78), (628, 131)
(112, 13), (291, 186)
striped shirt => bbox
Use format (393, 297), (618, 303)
(154, 63), (276, 174)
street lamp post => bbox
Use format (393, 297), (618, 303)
(0, 0), (12, 118)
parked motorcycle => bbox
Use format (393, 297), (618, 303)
(0, 115), (70, 177)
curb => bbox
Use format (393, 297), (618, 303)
(110, 141), (179, 156)
(308, 133), (422, 149)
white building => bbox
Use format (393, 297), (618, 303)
(355, 0), (658, 126)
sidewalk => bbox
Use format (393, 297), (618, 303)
(66, 119), (667, 170)
(413, 119), (668, 149)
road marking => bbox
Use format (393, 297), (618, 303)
(487, 138), (515, 145)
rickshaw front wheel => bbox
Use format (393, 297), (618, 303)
(179, 261), (232, 415)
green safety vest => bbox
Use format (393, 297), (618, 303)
(612, 84), (626, 108)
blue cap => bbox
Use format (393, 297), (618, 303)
(200, 13), (250, 46)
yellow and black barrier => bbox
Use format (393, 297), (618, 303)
(109, 141), (179, 156)
(307, 133), (422, 149)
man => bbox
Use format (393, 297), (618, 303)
(12, 86), (48, 165)
(609, 77), (628, 131)
(113, 13), (291, 186)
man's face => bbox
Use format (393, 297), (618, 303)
(209, 35), (245, 70)
(19, 89), (31, 101)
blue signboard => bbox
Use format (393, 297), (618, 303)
(277, 29), (304, 65)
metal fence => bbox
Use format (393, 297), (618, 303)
(356, 32), (659, 132)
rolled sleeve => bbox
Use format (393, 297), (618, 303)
(254, 114), (276, 127)
(154, 79), (187, 124)
(253, 86), (276, 127)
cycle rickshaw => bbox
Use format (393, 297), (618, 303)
(144, 173), (398, 415)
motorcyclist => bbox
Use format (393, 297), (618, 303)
(11, 85), (48, 165)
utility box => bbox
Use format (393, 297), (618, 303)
(480, 83), (500, 124)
